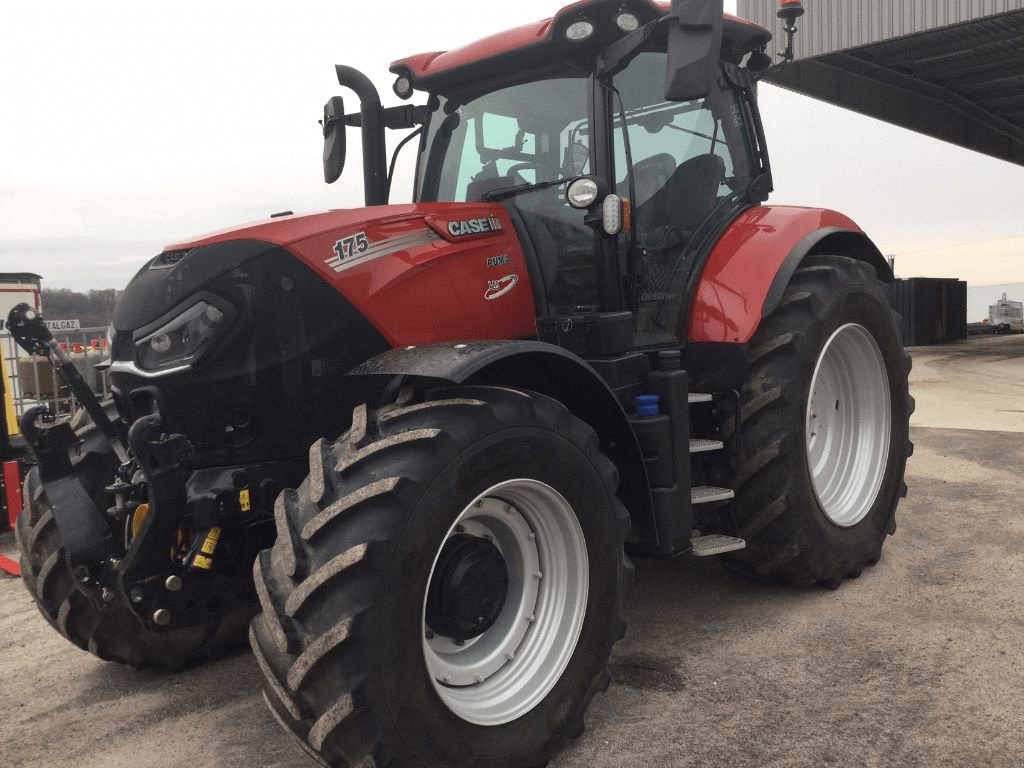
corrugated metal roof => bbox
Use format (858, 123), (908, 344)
(741, 0), (1024, 57)
(736, 2), (1024, 166)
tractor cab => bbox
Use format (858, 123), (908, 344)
(329, 0), (772, 348)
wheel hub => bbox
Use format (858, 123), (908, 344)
(805, 322), (892, 527)
(422, 481), (589, 726)
(425, 535), (509, 642)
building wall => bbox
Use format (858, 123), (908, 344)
(737, 0), (1024, 58)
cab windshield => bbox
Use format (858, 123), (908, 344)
(417, 77), (590, 203)
(418, 77), (600, 312)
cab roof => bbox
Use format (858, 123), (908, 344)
(391, 0), (771, 94)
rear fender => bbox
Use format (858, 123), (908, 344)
(688, 206), (893, 344)
(346, 341), (657, 547)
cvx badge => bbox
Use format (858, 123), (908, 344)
(485, 275), (518, 301)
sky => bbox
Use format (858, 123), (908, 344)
(1, 0), (1022, 292)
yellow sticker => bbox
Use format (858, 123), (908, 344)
(192, 554), (213, 570)
(239, 488), (251, 513)
(200, 527), (222, 556)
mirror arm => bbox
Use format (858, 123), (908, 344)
(343, 105), (431, 130)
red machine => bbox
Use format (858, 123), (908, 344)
(8, 1), (912, 766)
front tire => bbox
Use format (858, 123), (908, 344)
(251, 386), (629, 767)
(723, 255), (913, 587)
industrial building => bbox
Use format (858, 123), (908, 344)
(737, 0), (1024, 167)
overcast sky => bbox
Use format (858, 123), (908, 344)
(2, 0), (1022, 291)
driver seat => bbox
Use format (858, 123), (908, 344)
(634, 153), (725, 247)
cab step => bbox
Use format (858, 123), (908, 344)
(688, 392), (713, 404)
(690, 485), (735, 505)
(690, 534), (747, 557)
(689, 439), (724, 454)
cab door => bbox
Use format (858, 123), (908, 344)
(611, 52), (758, 347)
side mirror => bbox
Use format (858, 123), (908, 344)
(322, 96), (347, 184)
(664, 0), (724, 101)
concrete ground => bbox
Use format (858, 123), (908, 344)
(2, 335), (1023, 768)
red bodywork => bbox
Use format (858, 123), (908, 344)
(688, 206), (866, 344)
(2, 459), (21, 576)
(3, 460), (21, 531)
(170, 204), (866, 351)
(392, 1), (769, 85)
(168, 205), (536, 347)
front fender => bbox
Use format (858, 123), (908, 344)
(688, 206), (892, 344)
(346, 341), (658, 548)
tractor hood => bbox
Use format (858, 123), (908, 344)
(163, 205), (427, 252)
(112, 202), (535, 346)
(113, 206), (429, 333)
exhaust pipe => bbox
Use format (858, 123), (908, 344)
(336, 65), (389, 206)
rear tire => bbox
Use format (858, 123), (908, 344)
(251, 386), (629, 767)
(722, 255), (913, 587)
(15, 410), (254, 668)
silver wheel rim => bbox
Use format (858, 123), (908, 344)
(422, 479), (589, 726)
(806, 323), (891, 527)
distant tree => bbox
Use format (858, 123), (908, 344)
(42, 288), (121, 329)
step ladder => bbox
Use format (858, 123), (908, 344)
(690, 533), (746, 557)
(687, 392), (745, 557)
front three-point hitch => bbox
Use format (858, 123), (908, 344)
(7, 303), (281, 631)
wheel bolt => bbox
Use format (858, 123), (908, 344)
(152, 609), (171, 626)
(165, 575), (183, 592)
(101, 588), (115, 604)
(130, 587), (144, 604)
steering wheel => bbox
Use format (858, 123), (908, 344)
(505, 161), (544, 185)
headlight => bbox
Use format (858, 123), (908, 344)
(134, 299), (232, 372)
(615, 12), (640, 32)
(565, 20), (594, 41)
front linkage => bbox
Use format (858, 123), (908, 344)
(8, 303), (284, 634)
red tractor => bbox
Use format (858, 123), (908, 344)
(8, 1), (912, 766)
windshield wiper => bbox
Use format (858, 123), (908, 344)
(480, 177), (573, 202)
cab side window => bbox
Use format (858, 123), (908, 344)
(614, 51), (756, 346)
(614, 52), (739, 251)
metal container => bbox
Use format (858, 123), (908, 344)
(890, 277), (968, 346)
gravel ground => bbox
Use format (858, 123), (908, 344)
(2, 335), (1022, 768)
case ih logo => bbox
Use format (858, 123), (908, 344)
(448, 215), (502, 238)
